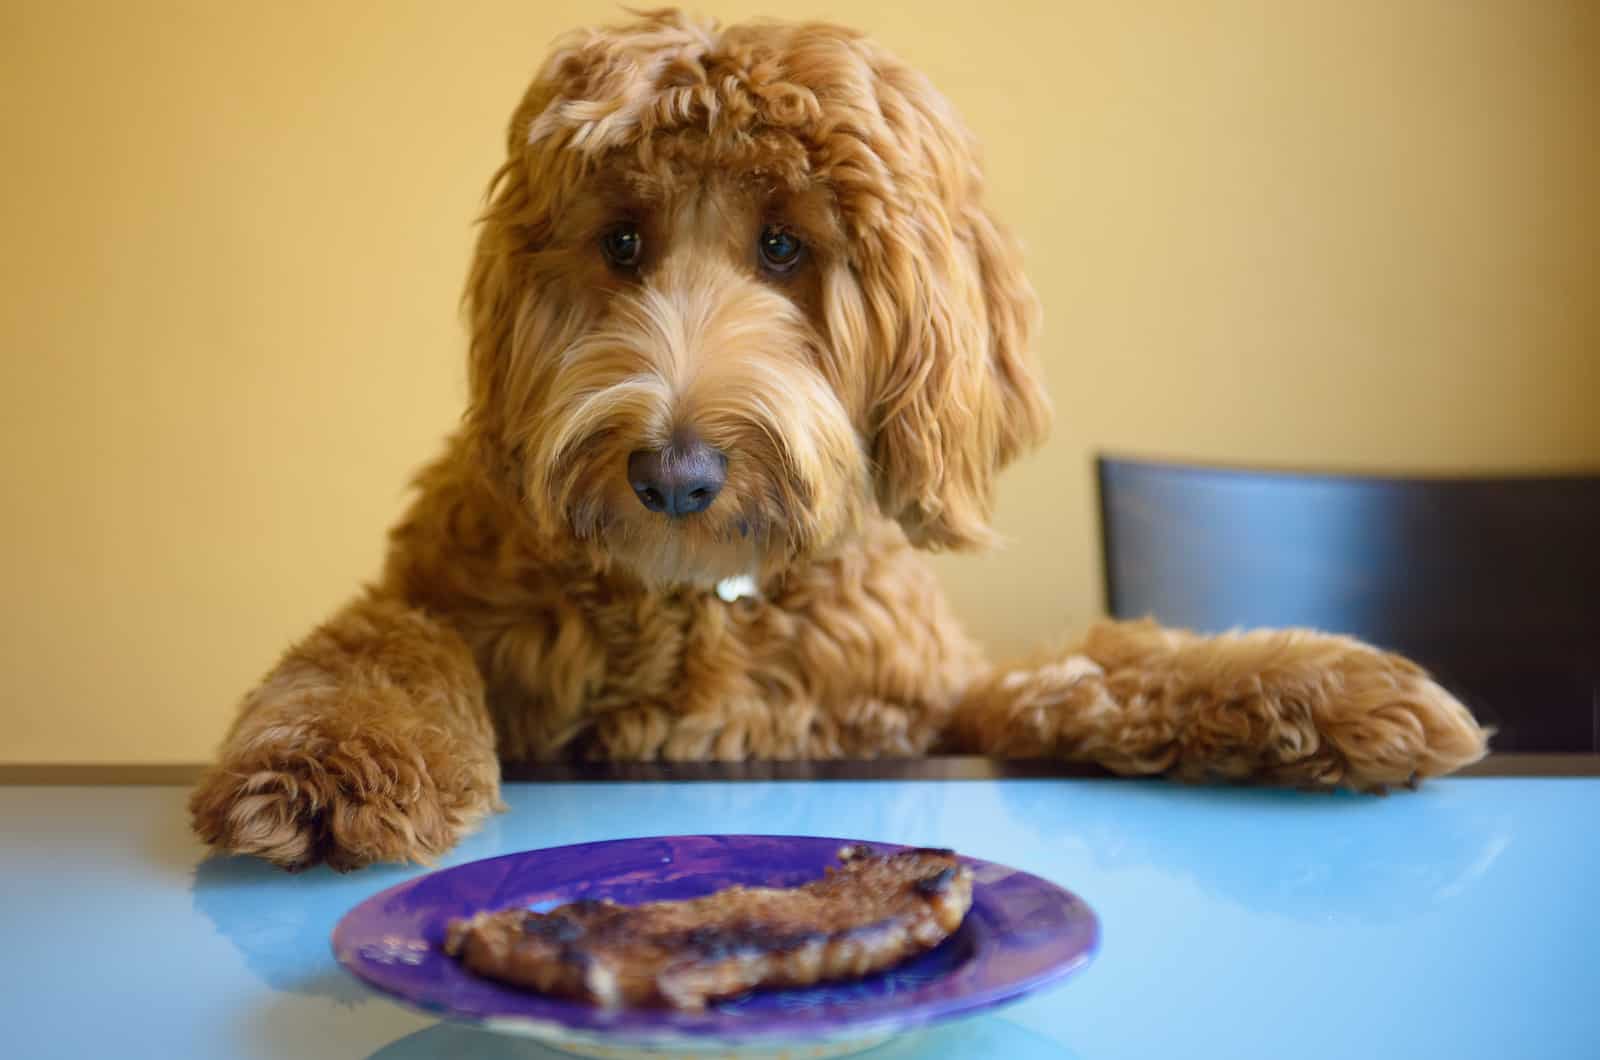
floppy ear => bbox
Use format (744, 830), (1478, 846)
(847, 60), (1052, 550)
(459, 110), (547, 496)
(460, 62), (604, 502)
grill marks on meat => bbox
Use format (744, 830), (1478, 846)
(443, 846), (973, 1008)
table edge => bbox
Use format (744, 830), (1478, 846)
(1, 753), (1596, 785)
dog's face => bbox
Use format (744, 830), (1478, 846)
(464, 11), (1050, 588)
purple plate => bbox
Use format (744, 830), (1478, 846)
(333, 835), (1098, 1057)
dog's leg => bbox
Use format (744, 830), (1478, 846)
(589, 696), (943, 762)
(188, 592), (499, 870)
(956, 619), (1488, 790)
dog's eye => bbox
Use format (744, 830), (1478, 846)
(757, 225), (803, 272)
(601, 224), (643, 269)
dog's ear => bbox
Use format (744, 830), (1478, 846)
(459, 75), (580, 497)
(844, 61), (1053, 551)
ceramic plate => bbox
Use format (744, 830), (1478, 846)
(333, 835), (1098, 1058)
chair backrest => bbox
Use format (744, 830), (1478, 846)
(1096, 455), (1600, 751)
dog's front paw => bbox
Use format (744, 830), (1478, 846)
(1127, 625), (1492, 790)
(985, 623), (1492, 791)
(189, 720), (498, 872)
(1308, 645), (1490, 791)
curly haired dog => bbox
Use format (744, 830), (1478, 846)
(190, 9), (1488, 871)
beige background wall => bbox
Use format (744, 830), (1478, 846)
(2, 1), (1596, 764)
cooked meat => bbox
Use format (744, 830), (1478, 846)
(443, 845), (973, 1008)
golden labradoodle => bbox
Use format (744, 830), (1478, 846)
(190, 10), (1487, 871)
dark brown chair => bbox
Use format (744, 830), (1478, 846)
(1096, 455), (1600, 751)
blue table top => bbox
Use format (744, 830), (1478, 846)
(2, 776), (1596, 1059)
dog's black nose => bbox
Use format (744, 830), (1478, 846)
(627, 439), (726, 517)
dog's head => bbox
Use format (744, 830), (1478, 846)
(464, 9), (1050, 587)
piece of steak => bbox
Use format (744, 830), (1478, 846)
(443, 845), (973, 1008)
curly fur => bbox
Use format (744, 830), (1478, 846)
(190, 10), (1487, 870)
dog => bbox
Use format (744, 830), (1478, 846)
(189, 9), (1488, 871)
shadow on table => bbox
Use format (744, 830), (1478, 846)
(184, 778), (964, 1011)
(366, 1015), (1081, 1059)
(191, 851), (420, 1004)
(987, 781), (1512, 922)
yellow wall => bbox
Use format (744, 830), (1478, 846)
(2, 1), (1596, 763)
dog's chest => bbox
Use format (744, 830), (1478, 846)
(478, 577), (776, 717)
